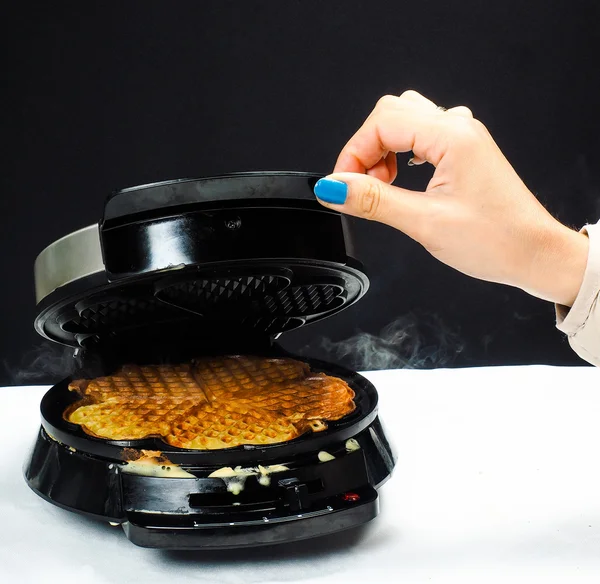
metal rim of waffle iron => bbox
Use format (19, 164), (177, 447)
(33, 171), (369, 348)
(39, 355), (378, 467)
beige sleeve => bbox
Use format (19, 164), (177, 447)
(555, 220), (600, 366)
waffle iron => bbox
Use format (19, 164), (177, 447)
(24, 171), (396, 550)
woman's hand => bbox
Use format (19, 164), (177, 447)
(314, 90), (589, 307)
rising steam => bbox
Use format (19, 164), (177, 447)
(5, 341), (76, 385)
(6, 313), (463, 386)
(309, 312), (464, 371)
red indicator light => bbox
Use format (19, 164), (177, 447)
(342, 492), (360, 502)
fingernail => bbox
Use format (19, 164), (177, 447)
(313, 178), (348, 205)
(407, 157), (416, 166)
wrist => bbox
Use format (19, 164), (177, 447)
(519, 220), (589, 307)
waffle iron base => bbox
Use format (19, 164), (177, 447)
(25, 415), (393, 549)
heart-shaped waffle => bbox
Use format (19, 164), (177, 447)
(66, 356), (356, 450)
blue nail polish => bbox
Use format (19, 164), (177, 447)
(314, 178), (348, 205)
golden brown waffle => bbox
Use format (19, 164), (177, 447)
(66, 356), (356, 450)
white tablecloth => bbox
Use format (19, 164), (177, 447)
(2, 366), (600, 584)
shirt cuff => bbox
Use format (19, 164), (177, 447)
(555, 220), (600, 335)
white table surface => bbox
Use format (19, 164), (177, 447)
(2, 365), (600, 584)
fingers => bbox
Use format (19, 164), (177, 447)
(446, 105), (473, 118)
(333, 91), (434, 175)
(334, 91), (476, 174)
(394, 89), (438, 110)
(384, 150), (398, 182)
(333, 106), (437, 173)
(408, 157), (426, 166)
(407, 106), (473, 167)
(365, 150), (398, 182)
(366, 155), (392, 182)
(313, 172), (433, 242)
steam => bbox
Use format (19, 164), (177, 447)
(308, 313), (464, 371)
(5, 314), (463, 385)
(5, 341), (77, 385)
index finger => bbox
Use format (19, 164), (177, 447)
(333, 105), (444, 174)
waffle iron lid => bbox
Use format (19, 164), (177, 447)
(34, 172), (369, 349)
(104, 172), (324, 220)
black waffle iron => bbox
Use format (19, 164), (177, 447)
(24, 171), (396, 550)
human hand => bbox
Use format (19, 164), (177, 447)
(314, 91), (588, 307)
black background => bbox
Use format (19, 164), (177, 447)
(3, 1), (599, 385)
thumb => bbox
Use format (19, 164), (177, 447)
(313, 172), (430, 238)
